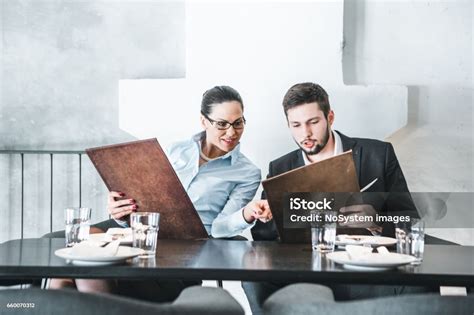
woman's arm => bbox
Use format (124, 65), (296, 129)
(210, 170), (261, 238)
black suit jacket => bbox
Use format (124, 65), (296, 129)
(252, 131), (418, 240)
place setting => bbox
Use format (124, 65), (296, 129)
(54, 208), (160, 266)
(312, 215), (426, 271)
(326, 245), (416, 271)
(54, 240), (144, 266)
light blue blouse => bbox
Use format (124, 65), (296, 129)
(117, 132), (261, 238)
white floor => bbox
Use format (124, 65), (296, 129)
(203, 280), (252, 315)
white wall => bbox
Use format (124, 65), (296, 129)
(0, 0), (185, 242)
(343, 0), (473, 192)
(119, 0), (408, 180)
(2, 0), (472, 244)
(343, 0), (473, 244)
(344, 0), (471, 87)
(120, 0), (473, 244)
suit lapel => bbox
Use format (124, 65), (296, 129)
(337, 131), (361, 181)
(293, 150), (305, 169)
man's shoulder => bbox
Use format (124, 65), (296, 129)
(353, 137), (390, 149)
(270, 149), (300, 165)
(340, 133), (397, 166)
(339, 132), (391, 152)
(268, 149), (301, 175)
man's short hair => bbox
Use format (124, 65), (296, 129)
(282, 82), (331, 119)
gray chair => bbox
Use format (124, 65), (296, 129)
(263, 283), (474, 315)
(0, 286), (244, 315)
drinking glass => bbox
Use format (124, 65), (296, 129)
(395, 221), (411, 255)
(396, 218), (425, 265)
(311, 210), (337, 253)
(131, 212), (160, 257)
(65, 207), (91, 247)
(410, 218), (425, 264)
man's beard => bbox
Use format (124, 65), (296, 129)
(299, 126), (331, 155)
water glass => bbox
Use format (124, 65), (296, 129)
(395, 222), (412, 255)
(410, 218), (425, 264)
(396, 219), (425, 265)
(65, 207), (91, 247)
(311, 210), (337, 253)
(131, 212), (160, 257)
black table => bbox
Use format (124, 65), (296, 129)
(0, 238), (473, 286)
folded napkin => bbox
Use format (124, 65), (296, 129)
(337, 235), (373, 245)
(346, 245), (390, 261)
(70, 240), (120, 258)
(345, 245), (372, 260)
(106, 228), (132, 236)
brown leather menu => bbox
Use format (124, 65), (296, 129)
(262, 151), (360, 243)
(86, 139), (208, 240)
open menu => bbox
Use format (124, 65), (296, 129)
(262, 151), (360, 243)
(86, 139), (208, 240)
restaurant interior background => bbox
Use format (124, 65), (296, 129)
(0, 0), (472, 247)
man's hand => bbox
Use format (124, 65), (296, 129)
(339, 204), (379, 229)
(243, 200), (273, 223)
(107, 191), (137, 220)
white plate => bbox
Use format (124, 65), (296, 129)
(326, 251), (416, 270)
(89, 233), (133, 245)
(66, 259), (127, 266)
(55, 246), (144, 266)
(335, 235), (397, 247)
(338, 264), (393, 272)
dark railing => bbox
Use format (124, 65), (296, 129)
(0, 150), (85, 239)
(1, 150), (224, 289)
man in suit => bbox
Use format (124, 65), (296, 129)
(241, 82), (427, 315)
(245, 82), (418, 239)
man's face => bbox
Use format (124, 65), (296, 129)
(286, 102), (334, 155)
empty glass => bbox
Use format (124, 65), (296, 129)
(410, 218), (425, 264)
(65, 207), (91, 247)
(396, 218), (425, 265)
(131, 212), (160, 257)
(311, 210), (337, 253)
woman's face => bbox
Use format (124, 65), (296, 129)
(201, 100), (245, 154)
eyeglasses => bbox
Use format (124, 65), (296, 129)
(202, 113), (246, 130)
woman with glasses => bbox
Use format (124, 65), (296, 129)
(50, 86), (272, 298)
(107, 85), (271, 237)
